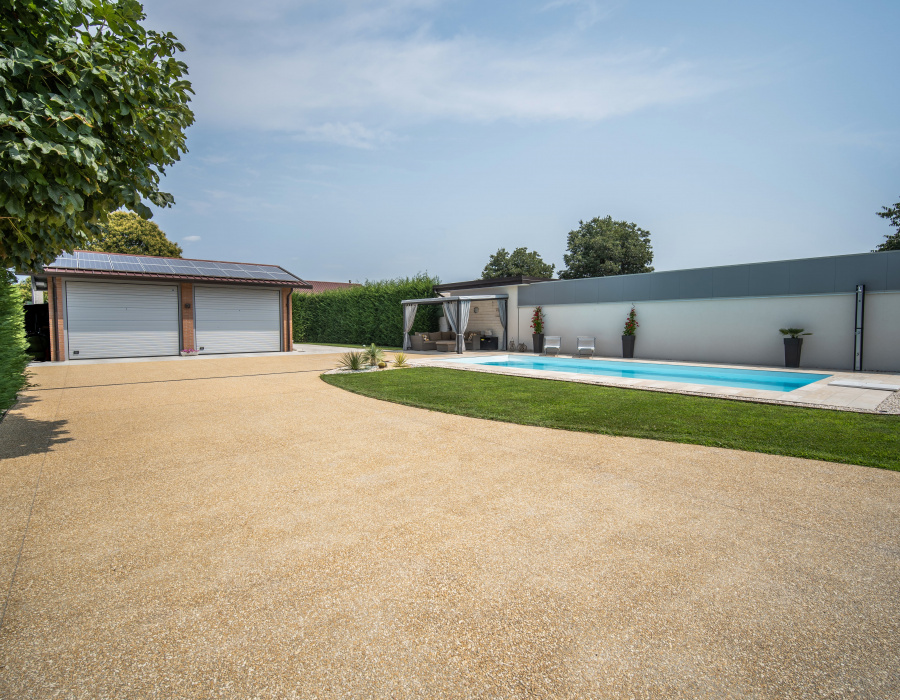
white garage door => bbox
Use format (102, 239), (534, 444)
(65, 281), (180, 360)
(194, 286), (281, 354)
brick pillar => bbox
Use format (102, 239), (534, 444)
(180, 282), (194, 351)
(282, 287), (293, 352)
(48, 276), (66, 361)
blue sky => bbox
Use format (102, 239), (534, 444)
(142, 0), (899, 283)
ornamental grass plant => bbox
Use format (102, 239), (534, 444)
(363, 344), (385, 367)
(337, 351), (366, 371)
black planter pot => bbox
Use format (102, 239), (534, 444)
(532, 333), (544, 354)
(784, 337), (803, 368)
(622, 335), (635, 358)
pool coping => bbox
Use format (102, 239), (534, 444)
(410, 353), (900, 414)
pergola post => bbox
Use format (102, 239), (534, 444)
(457, 299), (462, 354)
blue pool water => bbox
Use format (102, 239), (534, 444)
(445, 355), (830, 392)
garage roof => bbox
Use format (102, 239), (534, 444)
(43, 251), (310, 287)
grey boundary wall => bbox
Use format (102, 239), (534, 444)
(518, 251), (900, 306)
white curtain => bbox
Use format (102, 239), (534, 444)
(456, 300), (471, 353)
(442, 301), (458, 335)
(498, 299), (507, 352)
(402, 303), (418, 350)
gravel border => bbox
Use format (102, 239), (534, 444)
(409, 360), (900, 415)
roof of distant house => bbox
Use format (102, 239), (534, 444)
(294, 280), (362, 294)
(433, 275), (552, 293)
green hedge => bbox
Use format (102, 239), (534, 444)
(293, 275), (441, 347)
(0, 275), (29, 415)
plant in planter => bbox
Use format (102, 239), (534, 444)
(779, 328), (812, 368)
(622, 306), (638, 358)
(180, 347), (198, 357)
(531, 306), (545, 353)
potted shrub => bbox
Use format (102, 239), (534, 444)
(531, 306), (545, 354)
(622, 306), (638, 358)
(779, 328), (811, 368)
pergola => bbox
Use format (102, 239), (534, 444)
(401, 294), (509, 354)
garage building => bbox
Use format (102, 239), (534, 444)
(38, 251), (310, 361)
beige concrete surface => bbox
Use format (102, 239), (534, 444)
(1, 354), (899, 699)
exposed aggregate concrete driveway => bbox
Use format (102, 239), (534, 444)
(1, 354), (898, 699)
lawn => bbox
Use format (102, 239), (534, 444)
(322, 367), (900, 470)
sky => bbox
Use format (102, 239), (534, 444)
(140, 0), (900, 284)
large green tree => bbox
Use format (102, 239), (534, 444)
(874, 197), (900, 252)
(481, 247), (555, 279)
(559, 216), (654, 279)
(0, 0), (194, 271)
(86, 210), (182, 257)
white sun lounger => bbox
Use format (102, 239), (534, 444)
(543, 336), (561, 356)
(576, 336), (595, 357)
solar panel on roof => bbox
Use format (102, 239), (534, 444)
(109, 255), (143, 265)
(113, 262), (144, 272)
(45, 251), (295, 282)
(166, 260), (200, 272)
(141, 263), (173, 273)
(79, 258), (112, 270)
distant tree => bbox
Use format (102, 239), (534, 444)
(85, 212), (182, 257)
(0, 0), (194, 271)
(559, 216), (654, 279)
(15, 277), (32, 304)
(481, 247), (555, 279)
(874, 197), (900, 252)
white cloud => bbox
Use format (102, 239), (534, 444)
(159, 1), (727, 147)
(541, 0), (622, 29)
(293, 122), (396, 149)
(183, 235), (202, 242)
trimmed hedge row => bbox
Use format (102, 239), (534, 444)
(0, 275), (29, 415)
(293, 275), (441, 347)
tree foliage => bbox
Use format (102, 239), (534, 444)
(481, 247), (555, 279)
(85, 211), (182, 257)
(293, 275), (440, 348)
(0, 0), (194, 271)
(874, 197), (900, 252)
(559, 216), (654, 279)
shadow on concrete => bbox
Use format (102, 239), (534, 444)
(0, 396), (72, 459)
(27, 367), (331, 392)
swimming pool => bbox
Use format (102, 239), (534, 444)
(443, 355), (830, 392)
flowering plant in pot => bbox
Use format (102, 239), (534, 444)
(622, 306), (638, 358)
(779, 328), (811, 368)
(180, 347), (198, 357)
(531, 306), (545, 353)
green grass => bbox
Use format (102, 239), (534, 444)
(322, 368), (900, 471)
(298, 342), (404, 351)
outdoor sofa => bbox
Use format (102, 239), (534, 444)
(409, 330), (482, 352)
(410, 331), (458, 351)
